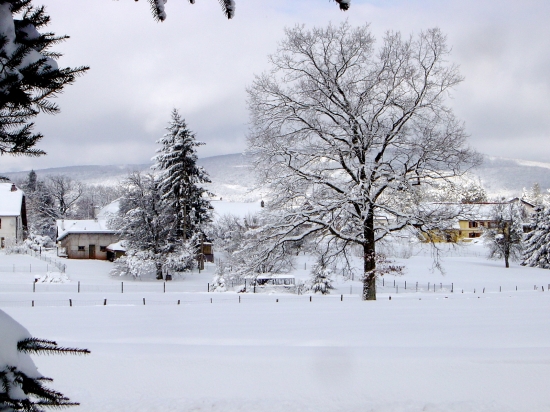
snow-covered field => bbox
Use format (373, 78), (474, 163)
(1, 243), (550, 411)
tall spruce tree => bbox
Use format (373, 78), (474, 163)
(0, 0), (88, 157)
(152, 109), (212, 241)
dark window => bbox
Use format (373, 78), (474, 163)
(100, 246), (107, 252)
(0, 218), (2, 229)
(468, 221), (479, 228)
(78, 246), (85, 251)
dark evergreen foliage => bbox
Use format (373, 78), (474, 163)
(0, 0), (88, 156)
(139, 0), (347, 21)
(153, 109), (213, 241)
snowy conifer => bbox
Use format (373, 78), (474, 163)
(309, 260), (334, 294)
(152, 109), (213, 241)
(0, 309), (89, 411)
(483, 200), (524, 268)
(0, 1), (88, 156)
(522, 205), (550, 269)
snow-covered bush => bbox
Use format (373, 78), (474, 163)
(110, 245), (196, 280)
(0, 309), (89, 411)
(210, 264), (228, 292)
(23, 234), (55, 251)
(35, 272), (69, 284)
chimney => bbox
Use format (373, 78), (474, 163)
(11, 183), (17, 192)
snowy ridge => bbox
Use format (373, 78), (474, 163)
(3, 153), (550, 199)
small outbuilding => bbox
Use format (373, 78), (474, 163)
(56, 219), (119, 260)
(106, 241), (126, 262)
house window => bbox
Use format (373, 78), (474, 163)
(100, 246), (107, 252)
(0, 218), (2, 229)
(468, 221), (479, 228)
(78, 246), (85, 251)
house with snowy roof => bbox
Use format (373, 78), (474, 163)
(56, 218), (119, 259)
(0, 183), (27, 248)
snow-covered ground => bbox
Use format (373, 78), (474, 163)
(1, 241), (550, 411)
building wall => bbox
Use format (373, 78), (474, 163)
(0, 216), (23, 248)
(60, 233), (120, 260)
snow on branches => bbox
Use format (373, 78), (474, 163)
(482, 200), (524, 268)
(247, 22), (480, 300)
(0, 0), (88, 156)
(0, 309), (89, 411)
(522, 204), (550, 269)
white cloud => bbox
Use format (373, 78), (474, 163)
(1, 0), (549, 172)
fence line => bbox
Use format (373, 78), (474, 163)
(0, 285), (547, 309)
(4, 247), (66, 273)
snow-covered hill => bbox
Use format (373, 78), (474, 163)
(3, 153), (550, 199)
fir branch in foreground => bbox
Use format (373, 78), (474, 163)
(17, 338), (91, 356)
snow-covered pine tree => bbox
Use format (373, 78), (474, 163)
(483, 200), (524, 268)
(309, 260), (334, 295)
(522, 204), (550, 269)
(152, 109), (213, 241)
(0, 309), (89, 411)
(0, 0), (88, 156)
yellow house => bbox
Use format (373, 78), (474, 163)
(423, 199), (535, 243)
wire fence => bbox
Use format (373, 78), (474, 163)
(0, 284), (548, 309)
(3, 247), (66, 273)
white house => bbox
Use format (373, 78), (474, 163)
(0, 183), (27, 248)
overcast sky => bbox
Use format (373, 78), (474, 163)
(2, 0), (549, 172)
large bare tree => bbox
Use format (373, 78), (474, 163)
(247, 22), (481, 300)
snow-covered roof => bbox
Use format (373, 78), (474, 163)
(56, 219), (116, 241)
(106, 241), (126, 252)
(0, 183), (24, 216)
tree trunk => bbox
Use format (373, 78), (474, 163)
(156, 262), (163, 280)
(504, 251), (510, 268)
(362, 212), (376, 300)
